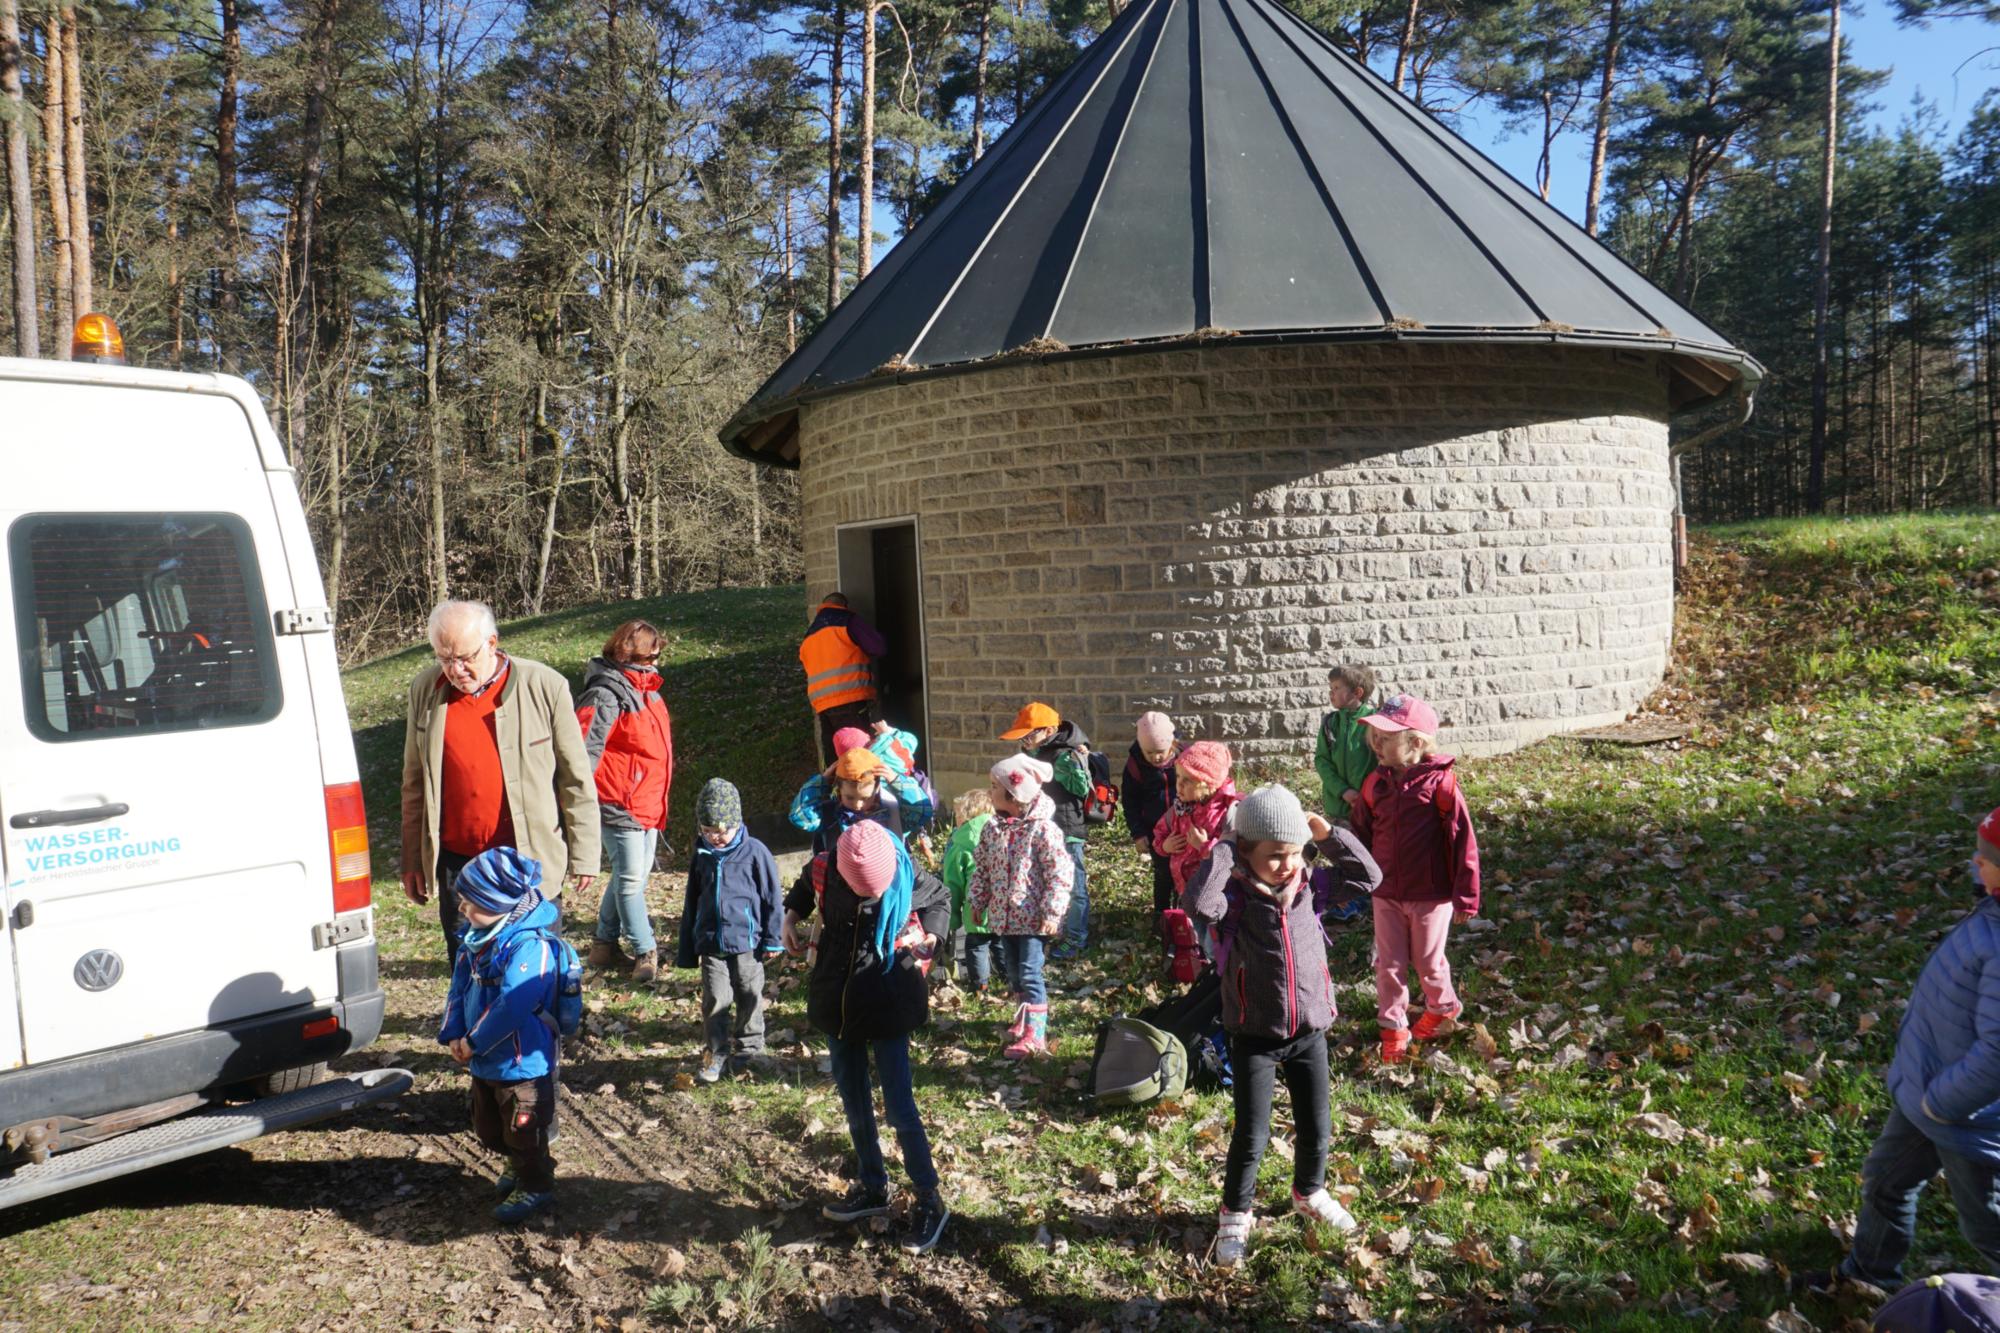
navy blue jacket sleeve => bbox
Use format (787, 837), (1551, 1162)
(754, 842), (786, 953)
(1927, 948), (2000, 1122)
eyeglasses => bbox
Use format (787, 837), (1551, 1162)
(434, 648), (488, 668)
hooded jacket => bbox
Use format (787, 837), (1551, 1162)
(1030, 719), (1093, 842)
(1313, 704), (1377, 821)
(943, 811), (994, 932)
(437, 897), (562, 1082)
(785, 853), (948, 1041)
(1888, 896), (2000, 1163)
(1349, 755), (1480, 914)
(1121, 740), (1181, 850)
(674, 827), (786, 966)
(1181, 831), (1381, 1041)
(1154, 780), (1241, 893)
(576, 657), (675, 832)
(965, 795), (1075, 937)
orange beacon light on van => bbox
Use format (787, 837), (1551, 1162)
(71, 313), (127, 365)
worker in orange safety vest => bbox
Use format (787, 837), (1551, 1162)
(800, 592), (887, 763)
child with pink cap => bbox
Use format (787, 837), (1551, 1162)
(1152, 741), (1240, 898)
(965, 754), (1075, 1059)
(781, 820), (951, 1253)
(1350, 694), (1481, 1064)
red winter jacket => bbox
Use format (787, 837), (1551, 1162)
(1349, 755), (1479, 914)
(577, 657), (674, 831)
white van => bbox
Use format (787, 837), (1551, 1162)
(0, 325), (406, 1209)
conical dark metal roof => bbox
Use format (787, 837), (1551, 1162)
(722, 0), (1762, 465)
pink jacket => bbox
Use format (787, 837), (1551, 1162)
(1153, 781), (1240, 893)
(965, 795), (1075, 937)
(1349, 756), (1479, 914)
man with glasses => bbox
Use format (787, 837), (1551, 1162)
(400, 599), (600, 964)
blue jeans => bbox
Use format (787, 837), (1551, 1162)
(1844, 1106), (2000, 1288)
(594, 824), (658, 954)
(825, 1033), (937, 1195)
(1057, 840), (1088, 953)
(1001, 935), (1046, 1007)
(959, 931), (1000, 989)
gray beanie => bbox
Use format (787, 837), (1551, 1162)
(1231, 784), (1313, 846)
(696, 778), (743, 830)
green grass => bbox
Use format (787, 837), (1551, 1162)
(344, 513), (2000, 1329)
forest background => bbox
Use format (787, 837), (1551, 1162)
(0, 0), (1996, 659)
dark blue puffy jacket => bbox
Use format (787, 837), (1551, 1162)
(1888, 896), (2000, 1163)
(675, 828), (785, 966)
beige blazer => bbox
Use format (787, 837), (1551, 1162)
(399, 655), (601, 892)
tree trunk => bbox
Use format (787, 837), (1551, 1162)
(972, 4), (991, 161)
(1583, 0), (1620, 236)
(857, 0), (876, 280)
(1, 0), (36, 357)
(826, 0), (844, 310)
(214, 0), (241, 366)
(1393, 0), (1420, 92)
(59, 4), (86, 318)
(1805, 0), (1837, 513)
(1985, 259), (1999, 506)
(41, 17), (68, 341)
(285, 0), (336, 462)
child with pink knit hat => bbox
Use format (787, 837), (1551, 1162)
(781, 820), (952, 1252)
(1153, 741), (1240, 897)
(965, 754), (1075, 1059)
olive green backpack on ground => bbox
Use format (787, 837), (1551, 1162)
(1091, 1017), (1189, 1107)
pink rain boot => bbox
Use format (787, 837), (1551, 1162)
(1005, 1005), (1049, 1060)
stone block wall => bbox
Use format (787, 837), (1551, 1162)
(796, 341), (1675, 799)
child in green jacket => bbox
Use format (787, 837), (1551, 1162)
(942, 788), (998, 992)
(1313, 664), (1378, 823)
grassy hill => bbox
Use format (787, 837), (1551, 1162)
(5, 514), (1998, 1331)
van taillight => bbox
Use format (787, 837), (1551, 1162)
(325, 782), (371, 912)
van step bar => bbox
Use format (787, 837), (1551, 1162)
(0, 1068), (412, 1211)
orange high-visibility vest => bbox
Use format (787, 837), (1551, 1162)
(800, 624), (876, 713)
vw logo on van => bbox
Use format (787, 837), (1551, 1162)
(73, 950), (124, 992)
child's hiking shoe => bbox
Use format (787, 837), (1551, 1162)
(631, 949), (659, 985)
(1212, 1209), (1254, 1268)
(494, 1173), (515, 1197)
(822, 1184), (891, 1222)
(698, 1051), (727, 1084)
(1410, 1011), (1459, 1042)
(1005, 1004), (1049, 1060)
(727, 1053), (768, 1078)
(1379, 1028), (1410, 1064)
(493, 1189), (553, 1224)
(1293, 1189), (1358, 1231)
(585, 938), (626, 970)
(1324, 897), (1366, 923)
(903, 1191), (950, 1253)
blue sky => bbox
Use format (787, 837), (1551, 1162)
(1458, 4), (2000, 223)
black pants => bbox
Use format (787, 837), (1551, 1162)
(470, 1071), (556, 1194)
(815, 700), (877, 766)
(1223, 1029), (1330, 1213)
(1149, 852), (1177, 921)
(437, 850), (473, 968)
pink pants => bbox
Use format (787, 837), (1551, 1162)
(1373, 898), (1460, 1031)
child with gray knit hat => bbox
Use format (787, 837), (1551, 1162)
(1180, 783), (1382, 1269)
(674, 778), (786, 1081)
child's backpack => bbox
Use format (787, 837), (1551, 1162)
(1159, 907), (1204, 984)
(1082, 749), (1119, 826)
(529, 929), (584, 1038)
(1139, 971), (1224, 1048)
(1091, 1017), (1188, 1107)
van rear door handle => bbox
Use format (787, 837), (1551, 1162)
(8, 803), (129, 830)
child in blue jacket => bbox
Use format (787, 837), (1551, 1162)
(439, 846), (564, 1224)
(1822, 806), (2000, 1291)
(675, 778), (786, 1082)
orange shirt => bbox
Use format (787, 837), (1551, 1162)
(439, 661), (515, 857)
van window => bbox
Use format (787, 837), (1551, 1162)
(10, 514), (280, 740)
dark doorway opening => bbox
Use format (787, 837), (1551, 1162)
(835, 519), (928, 766)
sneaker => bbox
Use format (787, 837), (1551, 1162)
(822, 1183), (891, 1222)
(494, 1173), (515, 1197)
(1324, 897), (1366, 923)
(1292, 1189), (1358, 1231)
(698, 1052), (726, 1084)
(903, 1191), (950, 1253)
(493, 1189), (554, 1224)
(1410, 1011), (1459, 1042)
(1212, 1209), (1254, 1268)
(1380, 1028), (1410, 1064)
(728, 1054), (768, 1078)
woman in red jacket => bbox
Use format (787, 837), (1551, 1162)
(578, 620), (674, 982)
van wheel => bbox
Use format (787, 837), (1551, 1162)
(252, 1062), (328, 1097)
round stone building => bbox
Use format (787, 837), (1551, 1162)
(721, 0), (1761, 799)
